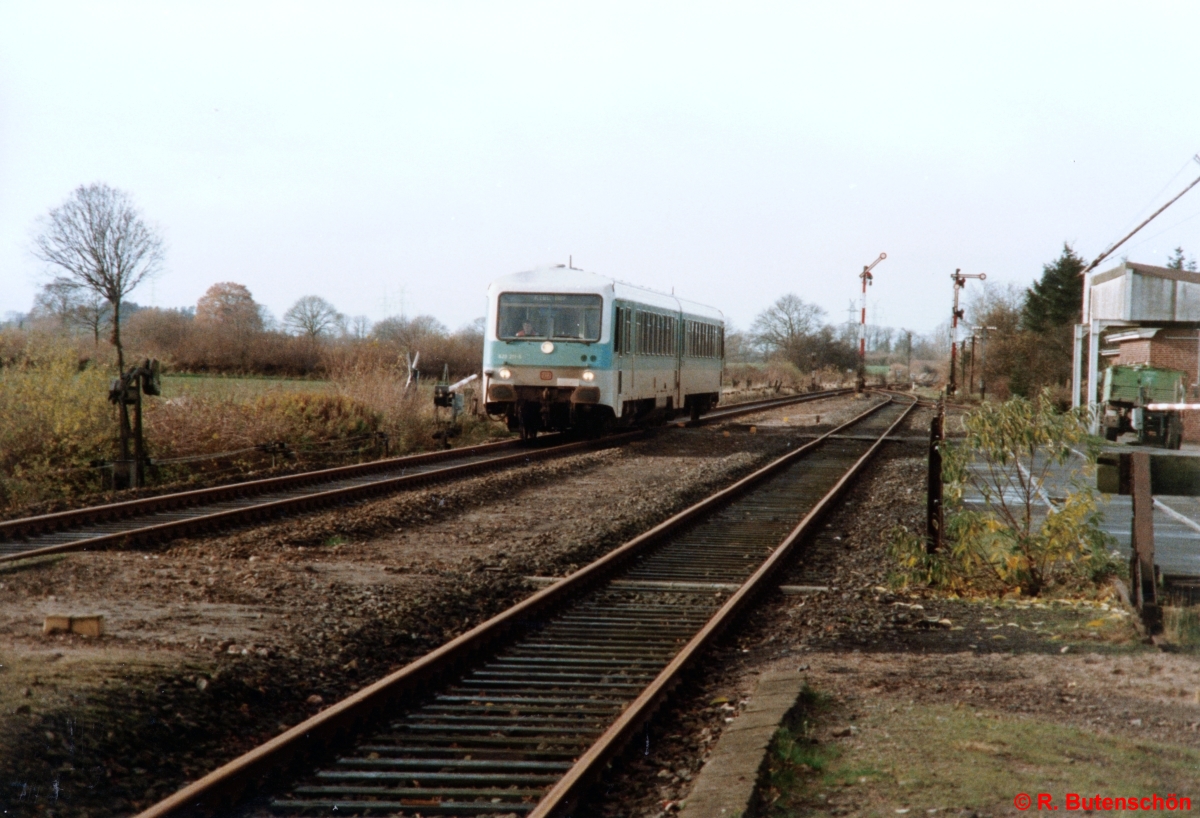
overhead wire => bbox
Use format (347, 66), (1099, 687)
(1116, 157), (1197, 238)
(1122, 205), (1200, 257)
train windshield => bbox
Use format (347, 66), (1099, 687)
(497, 293), (602, 341)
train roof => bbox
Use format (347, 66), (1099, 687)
(487, 267), (724, 323)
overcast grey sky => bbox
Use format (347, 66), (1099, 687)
(3, 2), (1200, 335)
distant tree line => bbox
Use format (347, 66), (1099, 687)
(730, 293), (940, 379)
(13, 277), (484, 378)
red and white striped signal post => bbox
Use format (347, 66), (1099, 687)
(856, 252), (887, 391)
(948, 269), (985, 396)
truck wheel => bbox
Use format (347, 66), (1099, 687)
(1168, 416), (1183, 449)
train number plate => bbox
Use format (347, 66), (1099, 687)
(540, 370), (554, 380)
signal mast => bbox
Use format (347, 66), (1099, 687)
(857, 252), (887, 391)
(949, 269), (986, 396)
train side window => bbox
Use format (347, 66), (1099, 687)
(614, 308), (623, 353)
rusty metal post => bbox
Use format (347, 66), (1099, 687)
(132, 382), (144, 489)
(115, 372), (135, 490)
(926, 402), (944, 553)
(1130, 451), (1162, 632)
(959, 341), (969, 396)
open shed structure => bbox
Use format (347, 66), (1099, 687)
(1074, 261), (1200, 438)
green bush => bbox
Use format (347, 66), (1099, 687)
(890, 391), (1121, 597)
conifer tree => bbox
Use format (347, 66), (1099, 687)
(1022, 243), (1084, 333)
(1165, 246), (1197, 271)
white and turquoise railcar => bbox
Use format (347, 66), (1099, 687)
(483, 267), (724, 438)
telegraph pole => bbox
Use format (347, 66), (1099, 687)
(949, 269), (986, 396)
(978, 325), (997, 400)
(857, 252), (887, 391)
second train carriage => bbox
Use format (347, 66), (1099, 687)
(482, 267), (724, 438)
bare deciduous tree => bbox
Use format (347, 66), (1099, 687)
(350, 315), (372, 340)
(283, 295), (345, 341)
(33, 183), (164, 370)
(751, 294), (825, 358)
(372, 314), (449, 348)
(76, 291), (114, 347)
(31, 277), (85, 331)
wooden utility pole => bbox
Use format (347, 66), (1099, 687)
(926, 401), (945, 553)
(1130, 451), (1162, 633)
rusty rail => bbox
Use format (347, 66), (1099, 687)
(0, 433), (641, 564)
(134, 392), (913, 818)
(687, 388), (853, 425)
(0, 390), (850, 564)
(0, 437), (532, 541)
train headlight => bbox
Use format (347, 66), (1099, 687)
(582, 370), (595, 382)
(498, 368), (512, 379)
(540, 341), (555, 354)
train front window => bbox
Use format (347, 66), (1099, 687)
(497, 293), (602, 341)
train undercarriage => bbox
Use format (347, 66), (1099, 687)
(486, 387), (718, 440)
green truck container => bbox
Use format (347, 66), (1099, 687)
(1101, 364), (1185, 448)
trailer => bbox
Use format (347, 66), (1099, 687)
(1101, 364), (1185, 448)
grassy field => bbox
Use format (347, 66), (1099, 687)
(160, 374), (335, 399)
(768, 700), (1200, 816)
(1, 350), (501, 513)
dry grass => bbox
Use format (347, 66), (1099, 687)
(0, 341), (505, 514)
(0, 341), (114, 508)
(726, 361), (852, 391)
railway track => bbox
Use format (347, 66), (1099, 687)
(0, 389), (849, 564)
(137, 391), (914, 818)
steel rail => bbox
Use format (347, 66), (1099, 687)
(528, 393), (914, 817)
(0, 390), (848, 564)
(0, 437), (536, 541)
(688, 388), (852, 425)
(0, 391), (836, 542)
(134, 393), (912, 818)
(0, 432), (642, 564)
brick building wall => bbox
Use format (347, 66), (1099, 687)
(1116, 330), (1200, 442)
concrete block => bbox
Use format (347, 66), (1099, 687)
(43, 615), (104, 637)
(42, 615), (71, 635)
(681, 670), (808, 818)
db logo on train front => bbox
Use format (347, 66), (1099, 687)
(1014, 792), (1192, 811)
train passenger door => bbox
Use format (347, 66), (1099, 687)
(615, 304), (631, 415)
(673, 313), (683, 411)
